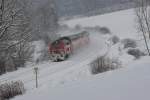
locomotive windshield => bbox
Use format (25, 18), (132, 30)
(51, 40), (61, 47)
(51, 37), (71, 47)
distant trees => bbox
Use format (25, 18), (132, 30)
(28, 0), (58, 43)
(55, 0), (134, 18)
(134, 0), (150, 55)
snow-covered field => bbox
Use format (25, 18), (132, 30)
(14, 56), (150, 100)
(63, 9), (137, 39)
(0, 8), (150, 100)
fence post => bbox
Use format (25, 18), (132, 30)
(34, 67), (38, 88)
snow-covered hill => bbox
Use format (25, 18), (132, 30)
(14, 56), (150, 100)
(63, 9), (137, 39)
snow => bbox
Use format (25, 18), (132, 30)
(32, 40), (46, 63)
(0, 8), (150, 100)
(13, 57), (150, 100)
(63, 9), (137, 39)
(106, 42), (135, 65)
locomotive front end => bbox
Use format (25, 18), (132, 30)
(49, 31), (90, 62)
(49, 38), (72, 61)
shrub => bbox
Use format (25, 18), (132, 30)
(90, 56), (121, 75)
(122, 38), (137, 49)
(127, 48), (145, 59)
(0, 42), (34, 75)
(100, 27), (111, 34)
(13, 42), (34, 68)
(0, 81), (25, 100)
(110, 35), (120, 44)
(75, 24), (82, 30)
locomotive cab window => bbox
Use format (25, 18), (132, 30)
(51, 40), (62, 47)
(62, 39), (70, 45)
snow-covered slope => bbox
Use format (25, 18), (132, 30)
(63, 9), (137, 39)
(14, 57), (150, 100)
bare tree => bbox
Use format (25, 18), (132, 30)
(0, 0), (32, 74)
(32, 0), (58, 44)
(134, 0), (150, 55)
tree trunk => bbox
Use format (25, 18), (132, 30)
(0, 0), (4, 26)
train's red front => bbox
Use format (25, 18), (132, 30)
(49, 31), (90, 61)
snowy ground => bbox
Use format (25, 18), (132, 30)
(14, 56), (150, 100)
(0, 8), (150, 100)
(62, 9), (138, 39)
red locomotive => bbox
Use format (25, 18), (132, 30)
(49, 31), (90, 61)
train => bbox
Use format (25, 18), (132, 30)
(49, 31), (90, 61)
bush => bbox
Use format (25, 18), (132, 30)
(12, 42), (34, 68)
(127, 48), (145, 59)
(90, 56), (121, 75)
(109, 35), (120, 44)
(0, 41), (34, 75)
(75, 24), (82, 30)
(99, 27), (111, 34)
(0, 81), (25, 100)
(122, 38), (137, 49)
